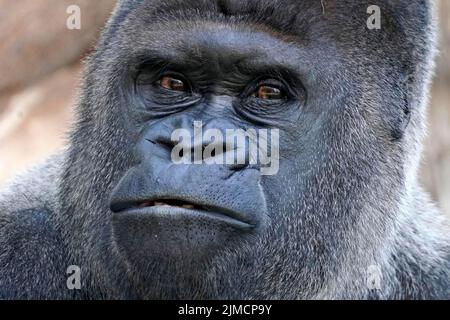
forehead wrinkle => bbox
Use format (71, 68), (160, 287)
(151, 22), (303, 75)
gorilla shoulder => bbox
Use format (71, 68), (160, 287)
(0, 154), (69, 299)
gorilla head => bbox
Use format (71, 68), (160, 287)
(51, 0), (449, 299)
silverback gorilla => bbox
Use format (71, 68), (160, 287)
(0, 0), (449, 299)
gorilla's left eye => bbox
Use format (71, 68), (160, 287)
(158, 75), (188, 92)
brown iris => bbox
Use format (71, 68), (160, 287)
(158, 75), (187, 92)
(253, 85), (284, 100)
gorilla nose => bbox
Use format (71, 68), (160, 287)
(137, 116), (250, 169)
(140, 131), (227, 169)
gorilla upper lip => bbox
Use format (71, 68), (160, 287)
(110, 198), (255, 228)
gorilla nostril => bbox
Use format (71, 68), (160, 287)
(228, 163), (247, 171)
(146, 137), (174, 151)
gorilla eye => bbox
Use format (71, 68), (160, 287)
(158, 75), (188, 92)
(252, 85), (285, 100)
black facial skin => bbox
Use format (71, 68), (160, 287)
(109, 25), (307, 260)
(0, 0), (449, 300)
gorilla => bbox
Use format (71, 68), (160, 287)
(0, 0), (449, 299)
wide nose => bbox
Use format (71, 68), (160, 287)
(112, 114), (267, 229)
(137, 113), (248, 168)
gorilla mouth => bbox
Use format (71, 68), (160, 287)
(112, 199), (212, 212)
(136, 199), (200, 210)
(110, 198), (254, 229)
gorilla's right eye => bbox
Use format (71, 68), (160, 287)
(158, 75), (188, 92)
(252, 85), (285, 100)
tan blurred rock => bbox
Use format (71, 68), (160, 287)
(0, 0), (116, 95)
(437, 0), (450, 82)
(420, 83), (450, 217)
(0, 63), (83, 185)
(418, 0), (450, 217)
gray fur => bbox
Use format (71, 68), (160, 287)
(0, 0), (449, 299)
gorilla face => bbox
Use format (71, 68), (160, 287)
(108, 22), (308, 271)
(111, 22), (307, 261)
(62, 0), (435, 298)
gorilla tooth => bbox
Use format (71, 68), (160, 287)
(138, 201), (153, 208)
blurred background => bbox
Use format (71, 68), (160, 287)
(0, 0), (449, 216)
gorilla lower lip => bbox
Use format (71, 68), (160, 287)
(112, 199), (254, 228)
(119, 206), (253, 229)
